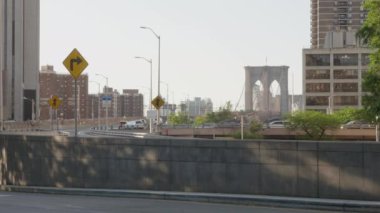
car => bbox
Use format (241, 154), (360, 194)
(267, 120), (289, 128)
(202, 123), (217, 128)
(217, 120), (241, 128)
(340, 120), (375, 129)
(57, 131), (70, 136)
(195, 123), (217, 128)
(134, 120), (145, 129)
(123, 119), (146, 129)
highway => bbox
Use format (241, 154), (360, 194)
(0, 192), (339, 213)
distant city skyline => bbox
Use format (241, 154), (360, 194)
(40, 0), (310, 110)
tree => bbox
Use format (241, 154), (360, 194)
(232, 119), (263, 139)
(286, 111), (341, 140)
(167, 112), (191, 125)
(194, 116), (206, 127)
(205, 101), (234, 123)
(249, 119), (263, 134)
(333, 107), (365, 124)
(357, 0), (380, 47)
(357, 0), (380, 120)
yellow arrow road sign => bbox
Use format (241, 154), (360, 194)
(49, 95), (62, 110)
(63, 48), (88, 79)
(151, 95), (165, 109)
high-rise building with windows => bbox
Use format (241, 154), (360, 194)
(180, 97), (213, 117)
(0, 0), (40, 121)
(303, 0), (371, 112)
(303, 48), (371, 112)
(118, 89), (144, 117)
(311, 0), (366, 48)
(39, 65), (88, 120)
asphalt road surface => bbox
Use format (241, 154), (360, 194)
(0, 192), (339, 213)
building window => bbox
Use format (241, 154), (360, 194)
(362, 54), (370, 66)
(334, 96), (358, 106)
(306, 54), (330, 66)
(306, 83), (330, 93)
(333, 69), (358, 79)
(305, 70), (330, 79)
(306, 96), (329, 106)
(334, 83), (358, 92)
(333, 54), (358, 66)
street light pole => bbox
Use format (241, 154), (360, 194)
(160, 81), (169, 104)
(141, 26), (161, 131)
(160, 81), (169, 120)
(96, 73), (109, 130)
(32, 99), (35, 121)
(135, 56), (153, 134)
(90, 81), (101, 130)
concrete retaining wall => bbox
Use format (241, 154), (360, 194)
(0, 135), (380, 200)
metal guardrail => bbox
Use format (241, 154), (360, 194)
(89, 129), (148, 138)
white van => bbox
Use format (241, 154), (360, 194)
(125, 119), (146, 129)
(267, 120), (289, 128)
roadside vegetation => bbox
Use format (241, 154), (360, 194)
(232, 119), (263, 139)
(357, 0), (380, 122)
(285, 111), (340, 140)
(167, 101), (235, 126)
(167, 101), (264, 139)
(285, 108), (372, 140)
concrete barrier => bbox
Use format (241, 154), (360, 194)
(0, 135), (380, 201)
(163, 127), (377, 140)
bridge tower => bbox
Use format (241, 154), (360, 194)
(245, 66), (289, 119)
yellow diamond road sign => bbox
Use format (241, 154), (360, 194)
(151, 95), (165, 109)
(63, 48), (88, 80)
(49, 95), (62, 110)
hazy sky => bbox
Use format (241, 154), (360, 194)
(40, 0), (310, 109)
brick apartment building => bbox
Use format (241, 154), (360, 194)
(311, 0), (367, 48)
(40, 65), (144, 120)
(39, 65), (88, 120)
(118, 89), (144, 117)
(87, 86), (118, 119)
(87, 88), (144, 119)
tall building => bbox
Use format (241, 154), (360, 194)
(87, 94), (100, 120)
(87, 87), (118, 120)
(181, 97), (213, 117)
(119, 89), (143, 117)
(311, 0), (366, 48)
(39, 65), (88, 120)
(0, 0), (40, 121)
(303, 48), (370, 112)
(160, 103), (177, 117)
(304, 0), (370, 112)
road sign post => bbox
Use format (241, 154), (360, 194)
(151, 95), (165, 110)
(48, 95), (62, 110)
(101, 96), (112, 107)
(151, 95), (165, 132)
(63, 48), (88, 138)
(48, 95), (62, 132)
(75, 80), (77, 135)
(56, 109), (59, 131)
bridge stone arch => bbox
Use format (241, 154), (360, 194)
(245, 66), (289, 118)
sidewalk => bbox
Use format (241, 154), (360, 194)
(1, 185), (380, 212)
